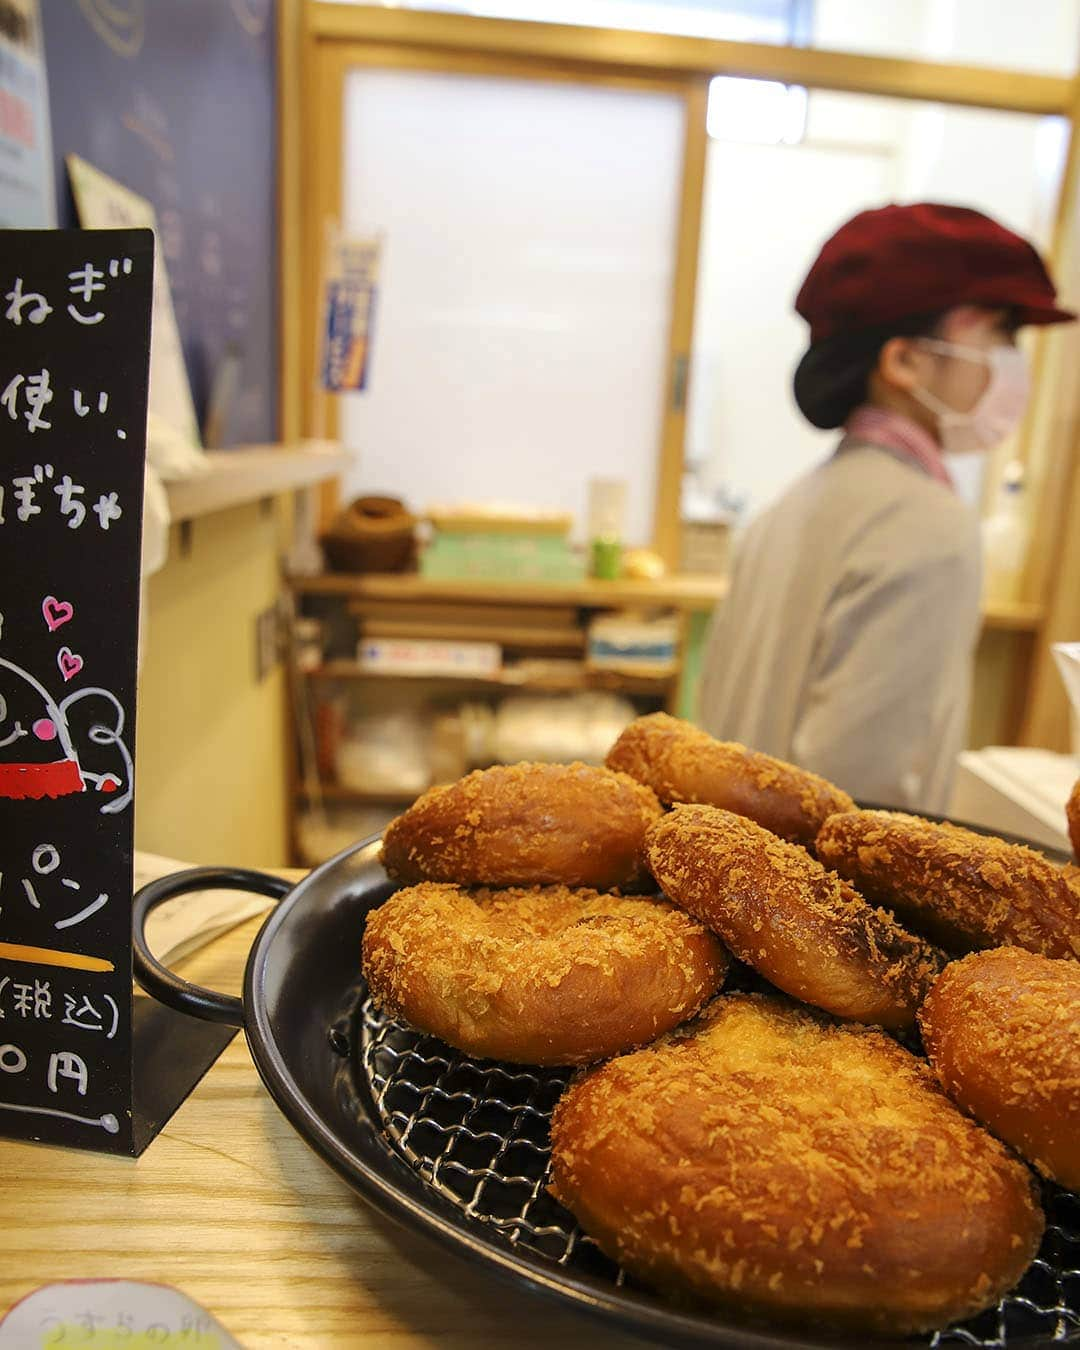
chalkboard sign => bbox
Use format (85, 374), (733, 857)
(39, 0), (277, 445)
(0, 227), (150, 1155)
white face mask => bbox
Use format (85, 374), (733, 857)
(911, 340), (1030, 454)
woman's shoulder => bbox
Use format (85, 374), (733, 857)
(740, 444), (976, 559)
(821, 450), (981, 594)
(824, 443), (976, 529)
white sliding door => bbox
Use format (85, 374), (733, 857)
(338, 67), (685, 546)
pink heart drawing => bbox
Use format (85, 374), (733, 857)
(42, 596), (74, 631)
(57, 647), (83, 682)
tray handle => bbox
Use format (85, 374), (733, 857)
(133, 866), (293, 1027)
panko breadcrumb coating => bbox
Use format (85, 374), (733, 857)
(380, 762), (662, 892)
(816, 809), (1080, 958)
(920, 947), (1080, 1189)
(361, 883), (728, 1065)
(550, 994), (1043, 1336)
(646, 804), (943, 1029)
(606, 712), (854, 846)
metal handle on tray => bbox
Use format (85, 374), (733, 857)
(133, 866), (293, 1027)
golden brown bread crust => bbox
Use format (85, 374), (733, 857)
(361, 883), (728, 1065)
(645, 805), (943, 1029)
(920, 948), (1080, 1189)
(816, 809), (1080, 959)
(550, 994), (1043, 1336)
(1069, 778), (1080, 861)
(605, 712), (854, 846)
(380, 762), (662, 892)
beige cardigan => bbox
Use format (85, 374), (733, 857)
(697, 442), (982, 814)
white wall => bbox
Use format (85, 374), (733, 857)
(808, 0), (1078, 73)
(900, 106), (1064, 251)
(813, 0), (927, 59)
(920, 0), (1080, 74)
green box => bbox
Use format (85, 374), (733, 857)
(420, 531), (586, 582)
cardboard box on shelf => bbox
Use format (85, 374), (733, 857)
(426, 504), (573, 535)
(680, 518), (731, 576)
(586, 613), (679, 675)
(356, 637), (502, 677)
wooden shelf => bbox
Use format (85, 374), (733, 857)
(305, 661), (676, 695)
(299, 783), (419, 805)
(980, 599), (1045, 633)
(292, 571), (729, 613)
(296, 573), (1047, 632)
(356, 620), (586, 649)
(165, 441), (351, 523)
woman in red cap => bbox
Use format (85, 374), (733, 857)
(698, 203), (1074, 812)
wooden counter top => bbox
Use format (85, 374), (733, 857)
(291, 571), (729, 612)
(0, 908), (649, 1350)
(166, 441), (351, 523)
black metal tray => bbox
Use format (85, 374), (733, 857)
(133, 826), (1080, 1348)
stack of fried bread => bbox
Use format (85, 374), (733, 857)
(367, 762), (729, 1066)
(361, 716), (1080, 1336)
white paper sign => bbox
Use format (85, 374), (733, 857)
(320, 234), (381, 392)
(136, 851), (275, 965)
(1052, 642), (1080, 758)
(65, 154), (204, 467)
(0, 1280), (242, 1348)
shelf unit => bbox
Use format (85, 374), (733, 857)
(286, 572), (717, 865)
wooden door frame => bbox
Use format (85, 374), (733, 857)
(305, 5), (1072, 113)
(298, 29), (712, 559)
(1019, 78), (1080, 748)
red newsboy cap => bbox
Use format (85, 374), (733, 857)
(796, 202), (1075, 343)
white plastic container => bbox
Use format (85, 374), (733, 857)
(1052, 642), (1080, 756)
(335, 710), (431, 795)
(981, 461), (1026, 603)
(951, 747), (1075, 853)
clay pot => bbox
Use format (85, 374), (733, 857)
(321, 496), (417, 574)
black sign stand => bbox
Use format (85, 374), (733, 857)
(0, 229), (234, 1157)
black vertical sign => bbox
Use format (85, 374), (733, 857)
(0, 228), (151, 1155)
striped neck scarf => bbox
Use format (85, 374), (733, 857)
(842, 404), (954, 490)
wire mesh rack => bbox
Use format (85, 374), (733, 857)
(353, 994), (1080, 1348)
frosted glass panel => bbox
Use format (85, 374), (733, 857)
(811, 0), (1080, 76)
(339, 69), (684, 546)
(686, 138), (892, 520)
(688, 93), (1065, 522)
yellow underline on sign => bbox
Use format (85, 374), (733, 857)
(0, 942), (115, 972)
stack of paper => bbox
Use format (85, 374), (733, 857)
(135, 852), (282, 966)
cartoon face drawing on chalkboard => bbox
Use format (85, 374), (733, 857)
(0, 657), (84, 797)
(0, 657), (132, 814)
(0, 657), (84, 799)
